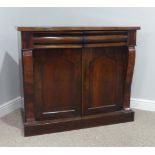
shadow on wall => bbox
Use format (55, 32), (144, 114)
(0, 52), (20, 105)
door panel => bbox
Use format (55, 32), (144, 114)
(82, 47), (128, 115)
(33, 48), (82, 120)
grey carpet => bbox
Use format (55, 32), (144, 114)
(0, 109), (155, 146)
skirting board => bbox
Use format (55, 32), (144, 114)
(130, 98), (155, 112)
(0, 97), (155, 117)
(0, 97), (22, 117)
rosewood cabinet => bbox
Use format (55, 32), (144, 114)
(18, 27), (140, 136)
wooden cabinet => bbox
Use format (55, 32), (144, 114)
(18, 27), (140, 136)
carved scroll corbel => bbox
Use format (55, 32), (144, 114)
(22, 50), (35, 121)
(123, 46), (136, 110)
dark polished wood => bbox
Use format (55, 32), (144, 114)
(24, 110), (134, 137)
(123, 46), (136, 110)
(18, 26), (140, 136)
(22, 50), (35, 121)
(33, 48), (82, 120)
(17, 26), (140, 31)
(82, 47), (128, 115)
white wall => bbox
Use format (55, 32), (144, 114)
(0, 8), (155, 109)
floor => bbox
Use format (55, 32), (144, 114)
(0, 109), (155, 146)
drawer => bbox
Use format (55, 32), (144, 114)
(33, 31), (83, 48)
(22, 30), (129, 49)
(83, 30), (128, 47)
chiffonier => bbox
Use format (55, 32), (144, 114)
(18, 26), (140, 136)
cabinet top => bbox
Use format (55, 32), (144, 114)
(17, 26), (140, 31)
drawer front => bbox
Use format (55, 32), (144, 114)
(83, 30), (128, 47)
(21, 30), (129, 49)
(33, 31), (83, 48)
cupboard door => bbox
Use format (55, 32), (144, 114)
(82, 47), (128, 115)
(33, 48), (82, 120)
